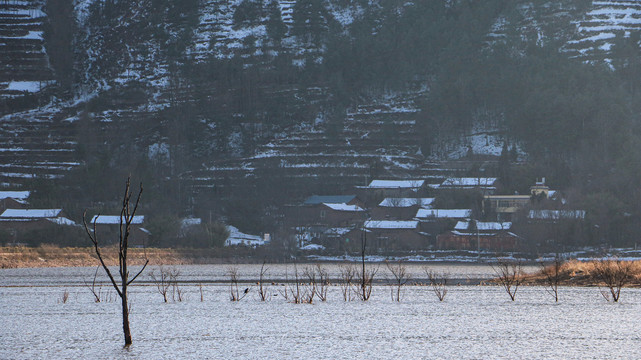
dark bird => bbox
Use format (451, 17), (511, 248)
(244, 288), (249, 294)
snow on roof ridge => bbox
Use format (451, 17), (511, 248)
(364, 220), (419, 229)
(0, 208), (61, 218)
(90, 215), (145, 224)
(323, 203), (365, 211)
(379, 198), (434, 207)
(415, 209), (472, 218)
(367, 180), (425, 188)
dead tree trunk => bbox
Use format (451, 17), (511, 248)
(83, 177), (148, 347)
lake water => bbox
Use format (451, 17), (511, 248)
(1, 264), (640, 359)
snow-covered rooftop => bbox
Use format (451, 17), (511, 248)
(90, 215), (145, 225)
(225, 225), (267, 246)
(1, 208), (61, 218)
(528, 210), (586, 220)
(379, 198), (434, 208)
(364, 220), (419, 229)
(441, 178), (497, 187)
(323, 203), (365, 212)
(0, 191), (29, 200)
(181, 217), (202, 227)
(47, 217), (77, 226)
(304, 195), (357, 205)
(366, 180), (425, 189)
(324, 227), (353, 236)
(415, 209), (472, 219)
(454, 221), (512, 231)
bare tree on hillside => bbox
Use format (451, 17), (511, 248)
(83, 177), (148, 346)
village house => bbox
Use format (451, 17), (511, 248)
(0, 191), (29, 213)
(436, 220), (522, 251)
(225, 225), (269, 247)
(438, 177), (498, 194)
(371, 197), (434, 220)
(415, 208), (472, 220)
(0, 208), (77, 244)
(528, 210), (586, 222)
(483, 178), (559, 221)
(288, 195), (367, 228)
(303, 195), (365, 208)
(414, 208), (474, 246)
(89, 215), (150, 246)
(317, 227), (355, 251)
(363, 220), (428, 251)
(356, 179), (427, 202)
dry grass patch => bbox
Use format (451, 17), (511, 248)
(524, 259), (641, 287)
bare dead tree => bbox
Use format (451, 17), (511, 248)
(278, 263), (290, 301)
(149, 266), (173, 303)
(289, 263), (302, 304)
(424, 267), (449, 301)
(356, 229), (377, 301)
(170, 270), (184, 302)
(314, 264), (330, 302)
(83, 177), (148, 346)
(491, 259), (523, 301)
(338, 264), (356, 301)
(302, 266), (317, 304)
(592, 258), (633, 302)
(198, 283), (204, 302)
(539, 256), (564, 302)
(385, 260), (410, 302)
(257, 260), (269, 301)
(84, 265), (103, 303)
(228, 266), (249, 301)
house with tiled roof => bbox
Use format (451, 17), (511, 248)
(0, 208), (78, 244)
(88, 214), (150, 246)
(363, 220), (428, 251)
(436, 220), (522, 251)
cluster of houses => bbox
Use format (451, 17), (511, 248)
(0, 177), (586, 253)
(0, 190), (153, 246)
(286, 177), (586, 253)
(0, 190), (268, 248)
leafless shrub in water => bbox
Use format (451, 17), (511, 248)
(338, 264), (356, 301)
(592, 258), (633, 302)
(385, 260), (410, 302)
(491, 259), (523, 301)
(424, 267), (449, 301)
(539, 256), (564, 302)
(228, 266), (249, 301)
(84, 265), (103, 303)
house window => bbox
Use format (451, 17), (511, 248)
(320, 210), (326, 218)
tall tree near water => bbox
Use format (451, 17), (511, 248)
(83, 177), (148, 346)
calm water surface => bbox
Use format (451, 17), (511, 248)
(1, 264), (639, 359)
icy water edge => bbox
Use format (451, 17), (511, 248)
(1, 264), (640, 359)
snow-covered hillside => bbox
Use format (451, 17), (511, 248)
(566, 0), (641, 62)
(0, 0), (53, 99)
